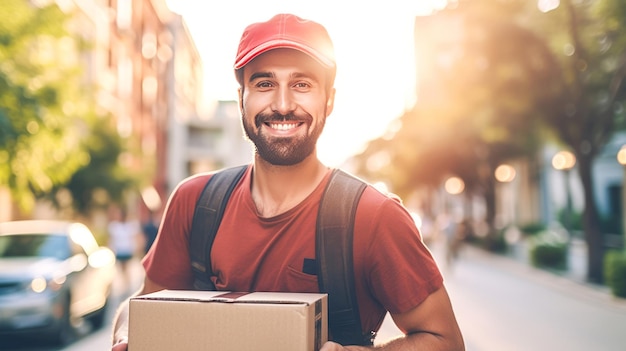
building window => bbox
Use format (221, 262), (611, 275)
(142, 33), (157, 59)
(142, 76), (158, 105)
(118, 56), (133, 98)
(116, 0), (132, 30)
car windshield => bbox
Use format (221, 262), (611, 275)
(0, 234), (71, 260)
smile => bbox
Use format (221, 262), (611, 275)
(267, 122), (303, 131)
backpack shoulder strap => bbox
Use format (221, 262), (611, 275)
(189, 165), (248, 290)
(316, 169), (373, 346)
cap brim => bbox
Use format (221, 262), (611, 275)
(234, 40), (335, 70)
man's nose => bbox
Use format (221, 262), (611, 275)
(271, 87), (296, 115)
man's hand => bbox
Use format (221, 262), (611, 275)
(111, 338), (128, 351)
(320, 341), (366, 350)
(110, 278), (166, 351)
(321, 341), (346, 350)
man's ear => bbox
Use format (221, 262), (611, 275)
(325, 88), (336, 117)
(238, 87), (244, 113)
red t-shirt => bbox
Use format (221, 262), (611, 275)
(143, 165), (443, 334)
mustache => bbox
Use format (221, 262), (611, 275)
(254, 112), (312, 128)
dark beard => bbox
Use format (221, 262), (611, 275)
(242, 111), (324, 166)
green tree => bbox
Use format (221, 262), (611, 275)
(0, 0), (141, 216)
(0, 0), (87, 211)
(356, 0), (626, 283)
(354, 0), (559, 235)
(529, 0), (626, 283)
(43, 117), (140, 216)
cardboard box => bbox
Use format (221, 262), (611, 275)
(128, 290), (328, 351)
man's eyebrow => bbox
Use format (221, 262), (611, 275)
(291, 72), (317, 81)
(248, 72), (274, 82)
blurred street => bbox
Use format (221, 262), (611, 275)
(2, 237), (626, 351)
(3, 2), (626, 351)
(376, 238), (626, 350)
(433, 241), (626, 351)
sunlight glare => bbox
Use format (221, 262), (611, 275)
(537, 0), (560, 13)
(617, 146), (626, 165)
(444, 177), (465, 195)
(495, 164), (516, 183)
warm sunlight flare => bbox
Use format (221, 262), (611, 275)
(444, 176), (465, 195)
(495, 164), (516, 183)
(617, 145), (626, 165)
(165, 1), (448, 166)
(552, 151), (576, 171)
(537, 0), (560, 13)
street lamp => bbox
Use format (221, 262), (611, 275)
(495, 164), (516, 183)
(444, 176), (465, 195)
(443, 176), (465, 224)
(495, 164), (517, 230)
(616, 145), (626, 246)
(552, 150), (576, 236)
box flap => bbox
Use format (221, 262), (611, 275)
(132, 289), (224, 302)
(132, 290), (327, 305)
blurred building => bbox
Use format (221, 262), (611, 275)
(97, 0), (252, 217)
(168, 99), (252, 192)
(101, 0), (252, 207)
(3, 0), (251, 224)
(103, 0), (173, 219)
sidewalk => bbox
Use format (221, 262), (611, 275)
(467, 238), (626, 312)
(507, 237), (588, 282)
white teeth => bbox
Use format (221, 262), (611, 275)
(269, 123), (298, 130)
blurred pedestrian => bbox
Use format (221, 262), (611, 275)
(141, 210), (159, 255)
(107, 206), (140, 293)
(438, 213), (464, 270)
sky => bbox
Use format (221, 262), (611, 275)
(164, 1), (448, 166)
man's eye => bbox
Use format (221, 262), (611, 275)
(256, 81), (274, 88)
(294, 82), (310, 89)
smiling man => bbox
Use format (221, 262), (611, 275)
(240, 50), (327, 167)
(111, 14), (464, 351)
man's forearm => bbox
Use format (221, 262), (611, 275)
(112, 297), (131, 345)
(322, 331), (464, 351)
(374, 331), (464, 351)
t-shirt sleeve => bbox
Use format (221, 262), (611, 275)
(141, 174), (210, 289)
(358, 192), (443, 315)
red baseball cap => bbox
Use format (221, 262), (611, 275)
(234, 14), (336, 70)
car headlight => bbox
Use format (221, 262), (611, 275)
(30, 277), (47, 293)
(29, 275), (66, 293)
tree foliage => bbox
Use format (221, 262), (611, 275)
(0, 0), (141, 215)
(526, 0), (626, 282)
(354, 0), (626, 283)
(354, 0), (559, 219)
(0, 0), (87, 210)
(43, 117), (139, 215)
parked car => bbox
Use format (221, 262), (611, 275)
(0, 220), (116, 345)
